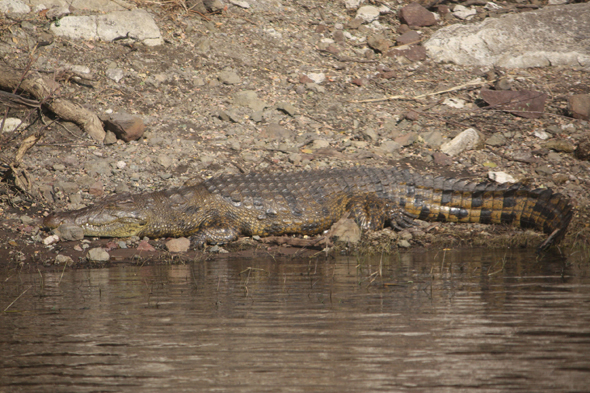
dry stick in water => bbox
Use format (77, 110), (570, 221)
(4, 285), (32, 312)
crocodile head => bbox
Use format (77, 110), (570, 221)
(44, 197), (150, 238)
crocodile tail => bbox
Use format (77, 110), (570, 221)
(398, 176), (573, 248)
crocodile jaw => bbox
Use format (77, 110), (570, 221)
(44, 207), (149, 238)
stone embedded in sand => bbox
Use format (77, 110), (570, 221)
(488, 171), (516, 184)
(398, 3), (436, 28)
(440, 128), (481, 156)
(328, 218), (361, 244)
(569, 94), (590, 120)
(102, 112), (146, 142)
(87, 248), (110, 263)
(166, 238), (190, 253)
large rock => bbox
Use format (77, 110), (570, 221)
(0, 0), (30, 13)
(425, 3), (590, 67)
(569, 94), (590, 120)
(50, 9), (163, 46)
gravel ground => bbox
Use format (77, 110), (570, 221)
(1, 0), (589, 267)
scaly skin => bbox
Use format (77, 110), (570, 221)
(44, 167), (573, 250)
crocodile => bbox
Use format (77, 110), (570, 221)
(44, 166), (573, 250)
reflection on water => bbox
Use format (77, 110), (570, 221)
(1, 249), (589, 392)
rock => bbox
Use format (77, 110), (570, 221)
(233, 90), (267, 112)
(311, 139), (330, 149)
(396, 30), (421, 46)
(387, 45), (427, 62)
(218, 68), (241, 85)
(204, 0), (224, 12)
(486, 133), (506, 146)
(276, 102), (297, 116)
(43, 235), (60, 245)
(51, 10), (164, 46)
(344, 0), (362, 9)
(306, 72), (325, 84)
(542, 140), (575, 153)
(398, 3), (436, 28)
(442, 98), (465, 109)
(166, 237), (190, 252)
(58, 181), (79, 195)
(495, 78), (512, 91)
(488, 171), (516, 184)
(432, 152), (453, 166)
(88, 181), (104, 197)
(55, 254), (74, 266)
(347, 18), (364, 29)
(399, 230), (413, 241)
(421, 131), (444, 147)
(356, 6), (380, 23)
(569, 94), (590, 120)
(218, 110), (241, 123)
(288, 153), (302, 164)
(328, 218), (361, 244)
(261, 123), (292, 140)
(115, 183), (129, 193)
(57, 225), (85, 241)
(0, 0), (30, 13)
(87, 248), (110, 262)
(136, 240), (156, 251)
(452, 5), (476, 20)
(229, 0), (249, 8)
(70, 0), (128, 12)
(480, 89), (547, 119)
(1, 118), (24, 133)
(104, 130), (117, 145)
(395, 132), (417, 147)
(195, 37), (211, 53)
(378, 71), (396, 79)
(102, 112), (145, 142)
(547, 152), (562, 163)
(425, 3), (590, 67)
(158, 154), (173, 168)
(405, 110), (420, 121)
(545, 125), (562, 135)
(362, 128), (378, 142)
(440, 128), (481, 156)
(241, 152), (261, 163)
(105, 68), (125, 83)
(533, 129), (551, 140)
(561, 124), (577, 134)
(351, 78), (369, 87)
(378, 140), (401, 153)
(397, 239), (411, 248)
(367, 34), (391, 53)
(46, 5), (70, 19)
(535, 165), (555, 176)
(575, 138), (590, 161)
(552, 173), (569, 184)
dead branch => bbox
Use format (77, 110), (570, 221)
(350, 79), (493, 103)
(0, 63), (105, 142)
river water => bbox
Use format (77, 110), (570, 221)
(1, 249), (589, 392)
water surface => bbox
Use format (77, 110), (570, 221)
(1, 249), (589, 392)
